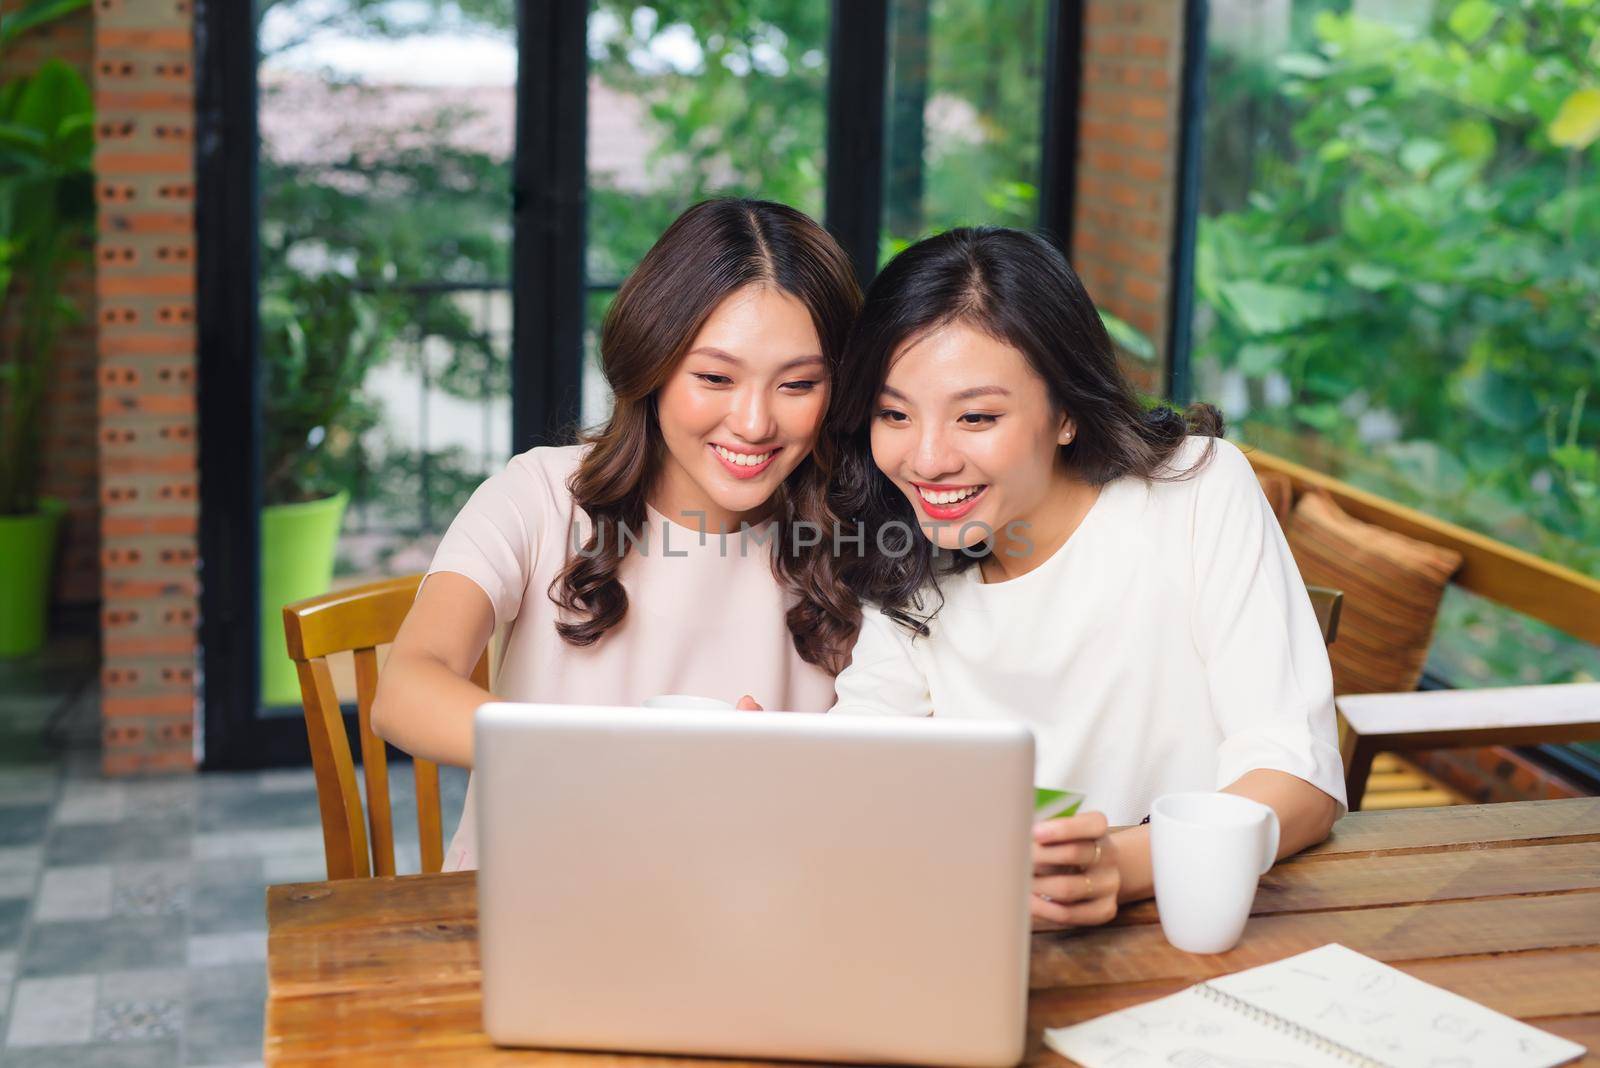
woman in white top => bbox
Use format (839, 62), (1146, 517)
(371, 199), (856, 869)
(801, 227), (1346, 928)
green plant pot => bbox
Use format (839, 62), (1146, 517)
(0, 499), (66, 658)
(260, 491), (348, 707)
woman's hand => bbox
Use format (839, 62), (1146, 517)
(736, 695), (764, 710)
(1030, 810), (1120, 930)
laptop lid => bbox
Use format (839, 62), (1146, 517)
(475, 702), (1035, 1067)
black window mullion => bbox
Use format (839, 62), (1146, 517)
(1166, 0), (1209, 405)
(825, 0), (891, 287)
(1039, 0), (1086, 254)
(196, 0), (264, 768)
(884, 0), (929, 239)
(513, 0), (589, 449)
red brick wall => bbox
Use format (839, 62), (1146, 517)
(94, 0), (200, 775)
(1072, 0), (1185, 395)
(5, 9), (102, 606)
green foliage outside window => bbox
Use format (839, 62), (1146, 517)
(585, 0), (830, 287)
(1195, 1), (1600, 689)
(257, 1), (512, 527)
(882, 0), (1046, 258)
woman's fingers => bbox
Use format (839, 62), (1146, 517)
(1032, 840), (1099, 870)
(736, 695), (764, 711)
(1033, 870), (1103, 904)
(1030, 835), (1122, 930)
(1032, 810), (1109, 844)
(1031, 892), (1118, 929)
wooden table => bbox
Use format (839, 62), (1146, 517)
(265, 798), (1600, 1066)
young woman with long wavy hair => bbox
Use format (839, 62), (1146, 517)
(372, 198), (859, 870)
(787, 227), (1345, 930)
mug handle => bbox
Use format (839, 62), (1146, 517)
(1259, 807), (1281, 875)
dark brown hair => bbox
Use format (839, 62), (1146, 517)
(794, 226), (1223, 662)
(550, 197), (860, 666)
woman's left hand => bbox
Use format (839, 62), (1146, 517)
(1030, 810), (1121, 929)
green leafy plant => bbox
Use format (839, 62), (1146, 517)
(1195, 1), (1600, 687)
(0, 0), (90, 48)
(0, 55), (94, 516)
(256, 50), (512, 513)
(259, 272), (406, 505)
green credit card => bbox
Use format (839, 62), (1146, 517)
(1033, 787), (1085, 821)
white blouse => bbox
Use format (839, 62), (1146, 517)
(830, 437), (1348, 825)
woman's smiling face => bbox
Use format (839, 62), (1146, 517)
(870, 321), (1074, 551)
(652, 284), (829, 530)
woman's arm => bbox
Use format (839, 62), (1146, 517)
(370, 572), (499, 769)
(1109, 439), (1344, 905)
(1109, 769), (1340, 903)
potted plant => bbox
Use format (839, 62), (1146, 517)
(258, 271), (397, 704)
(0, 55), (94, 657)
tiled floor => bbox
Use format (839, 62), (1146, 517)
(0, 635), (467, 1067)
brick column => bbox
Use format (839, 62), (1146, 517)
(94, 0), (200, 775)
(1072, 0), (1186, 394)
(5, 10), (102, 607)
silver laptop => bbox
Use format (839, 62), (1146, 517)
(475, 702), (1035, 1067)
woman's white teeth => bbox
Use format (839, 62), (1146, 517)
(919, 486), (982, 505)
(714, 445), (773, 467)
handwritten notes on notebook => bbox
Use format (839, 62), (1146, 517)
(1043, 944), (1585, 1068)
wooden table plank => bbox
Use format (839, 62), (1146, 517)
(1295, 797), (1600, 859)
(1115, 839), (1600, 924)
(269, 916), (479, 998)
(267, 874), (477, 934)
(1031, 890), (1600, 988)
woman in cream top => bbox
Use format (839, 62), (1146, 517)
(372, 198), (856, 870)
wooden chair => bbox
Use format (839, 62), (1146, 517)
(1308, 586), (1343, 646)
(282, 574), (489, 880)
(1249, 447), (1600, 811)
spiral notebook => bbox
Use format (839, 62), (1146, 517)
(1044, 944), (1585, 1068)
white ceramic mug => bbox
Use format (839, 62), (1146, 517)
(641, 694), (735, 711)
(1150, 792), (1280, 954)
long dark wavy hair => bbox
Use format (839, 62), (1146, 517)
(550, 197), (860, 667)
(795, 226), (1223, 665)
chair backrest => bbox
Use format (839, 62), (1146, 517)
(282, 573), (489, 880)
(1249, 447), (1600, 648)
(1308, 586), (1343, 646)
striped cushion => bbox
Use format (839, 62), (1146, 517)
(1286, 491), (1464, 695)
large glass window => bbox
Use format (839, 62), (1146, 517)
(1193, 1), (1600, 702)
(206, 1), (1068, 760)
(256, 0), (515, 708)
(583, 1), (831, 427)
(880, 0), (1049, 261)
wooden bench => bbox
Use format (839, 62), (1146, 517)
(1247, 448), (1600, 810)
